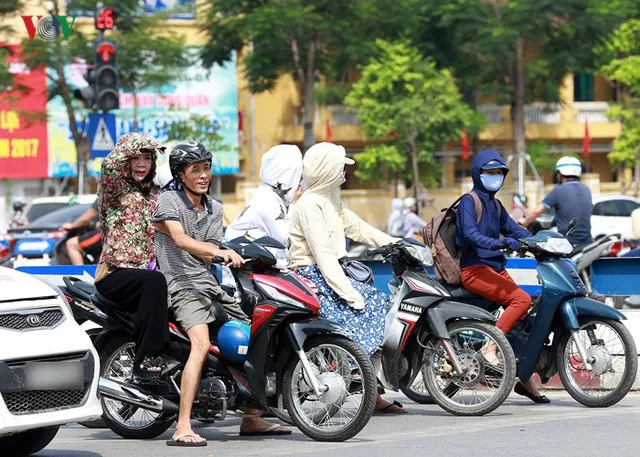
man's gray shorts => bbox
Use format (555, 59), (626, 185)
(170, 284), (249, 331)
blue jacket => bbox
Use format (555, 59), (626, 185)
(455, 149), (531, 272)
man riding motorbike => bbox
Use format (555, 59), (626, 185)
(519, 156), (593, 251)
(456, 149), (549, 404)
(8, 201), (28, 229)
(61, 199), (102, 265)
(152, 141), (290, 447)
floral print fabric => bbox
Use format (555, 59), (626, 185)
(297, 265), (388, 355)
(98, 133), (165, 270)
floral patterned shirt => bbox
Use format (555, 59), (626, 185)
(96, 133), (165, 279)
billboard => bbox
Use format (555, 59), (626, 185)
(0, 45), (49, 179)
(68, 0), (197, 20)
(47, 51), (240, 177)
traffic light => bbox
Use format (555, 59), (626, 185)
(73, 66), (96, 110)
(94, 40), (119, 112)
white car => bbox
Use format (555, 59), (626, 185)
(25, 195), (98, 223)
(591, 195), (640, 240)
(0, 267), (102, 456)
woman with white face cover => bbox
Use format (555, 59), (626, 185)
(289, 142), (407, 414)
(225, 145), (303, 246)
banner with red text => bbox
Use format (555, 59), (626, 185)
(0, 45), (48, 179)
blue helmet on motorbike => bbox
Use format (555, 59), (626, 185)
(217, 320), (251, 363)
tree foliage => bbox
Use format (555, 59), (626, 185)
(346, 40), (473, 194)
(164, 113), (231, 153)
(200, 0), (408, 150)
(599, 19), (640, 168)
(0, 0), (23, 89)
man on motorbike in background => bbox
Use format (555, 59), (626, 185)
(8, 202), (28, 229)
(152, 141), (290, 447)
(61, 199), (102, 265)
(518, 156), (593, 251)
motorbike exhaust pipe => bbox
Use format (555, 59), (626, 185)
(98, 377), (180, 414)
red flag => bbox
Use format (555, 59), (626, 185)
(461, 130), (470, 160)
(326, 119), (333, 142)
(237, 110), (245, 144)
(582, 120), (590, 158)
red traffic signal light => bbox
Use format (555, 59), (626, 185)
(97, 43), (115, 63)
(94, 40), (119, 112)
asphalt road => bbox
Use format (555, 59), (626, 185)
(40, 392), (640, 457)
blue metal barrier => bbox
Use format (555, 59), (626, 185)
(590, 257), (640, 296)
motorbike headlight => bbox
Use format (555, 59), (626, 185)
(536, 237), (573, 255)
(265, 246), (291, 270)
(405, 244), (434, 266)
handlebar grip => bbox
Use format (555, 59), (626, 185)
(367, 245), (391, 257)
(212, 256), (225, 264)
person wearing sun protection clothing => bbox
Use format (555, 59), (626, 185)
(94, 133), (170, 380)
(456, 148), (549, 404)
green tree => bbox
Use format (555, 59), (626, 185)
(0, 0), (24, 89)
(599, 20), (640, 194)
(345, 40), (473, 197)
(200, 0), (404, 151)
(408, 0), (638, 192)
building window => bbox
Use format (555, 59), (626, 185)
(574, 73), (594, 102)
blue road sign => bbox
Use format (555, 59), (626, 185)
(88, 112), (117, 158)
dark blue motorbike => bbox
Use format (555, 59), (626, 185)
(447, 221), (638, 407)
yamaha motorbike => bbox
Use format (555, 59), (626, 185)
(366, 239), (517, 416)
(433, 221), (638, 407)
(63, 236), (377, 442)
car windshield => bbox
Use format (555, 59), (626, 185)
(28, 204), (93, 227)
(26, 202), (71, 221)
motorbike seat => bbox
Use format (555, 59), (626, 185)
(441, 284), (498, 311)
(91, 293), (130, 314)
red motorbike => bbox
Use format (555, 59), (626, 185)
(67, 236), (376, 442)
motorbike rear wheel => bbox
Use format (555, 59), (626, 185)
(557, 317), (637, 407)
(283, 335), (376, 442)
(100, 340), (175, 439)
(423, 320), (516, 416)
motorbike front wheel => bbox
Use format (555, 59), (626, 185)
(282, 335), (376, 442)
(423, 320), (516, 416)
(557, 317), (638, 407)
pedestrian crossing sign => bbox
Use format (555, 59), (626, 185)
(88, 113), (117, 158)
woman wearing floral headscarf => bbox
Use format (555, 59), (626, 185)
(94, 132), (169, 379)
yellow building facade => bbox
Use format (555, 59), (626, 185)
(2, 2), (626, 229)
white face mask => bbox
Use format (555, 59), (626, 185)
(480, 173), (504, 192)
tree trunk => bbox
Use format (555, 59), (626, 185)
(302, 42), (317, 152)
(511, 37), (527, 196)
(132, 89), (139, 132)
(410, 148), (420, 201)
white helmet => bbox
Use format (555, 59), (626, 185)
(403, 197), (417, 209)
(154, 161), (174, 190)
(555, 156), (582, 177)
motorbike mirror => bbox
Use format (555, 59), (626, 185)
(566, 218), (579, 237)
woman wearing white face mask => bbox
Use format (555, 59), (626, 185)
(289, 142), (407, 414)
(225, 145), (303, 246)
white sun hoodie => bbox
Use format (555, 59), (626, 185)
(225, 145), (303, 247)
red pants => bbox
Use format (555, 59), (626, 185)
(460, 265), (531, 333)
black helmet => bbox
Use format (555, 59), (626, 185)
(13, 201), (25, 212)
(169, 141), (213, 179)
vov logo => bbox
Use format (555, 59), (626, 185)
(21, 15), (77, 41)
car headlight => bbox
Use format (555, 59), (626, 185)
(405, 244), (434, 266)
(265, 246), (291, 270)
(536, 237), (573, 255)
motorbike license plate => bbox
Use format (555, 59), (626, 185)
(25, 360), (84, 390)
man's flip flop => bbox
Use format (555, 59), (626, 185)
(239, 424), (292, 437)
(166, 433), (207, 447)
(375, 400), (407, 414)
(514, 382), (551, 404)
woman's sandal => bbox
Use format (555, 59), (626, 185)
(514, 381), (551, 404)
(375, 400), (408, 414)
(133, 356), (165, 380)
(166, 433), (207, 447)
